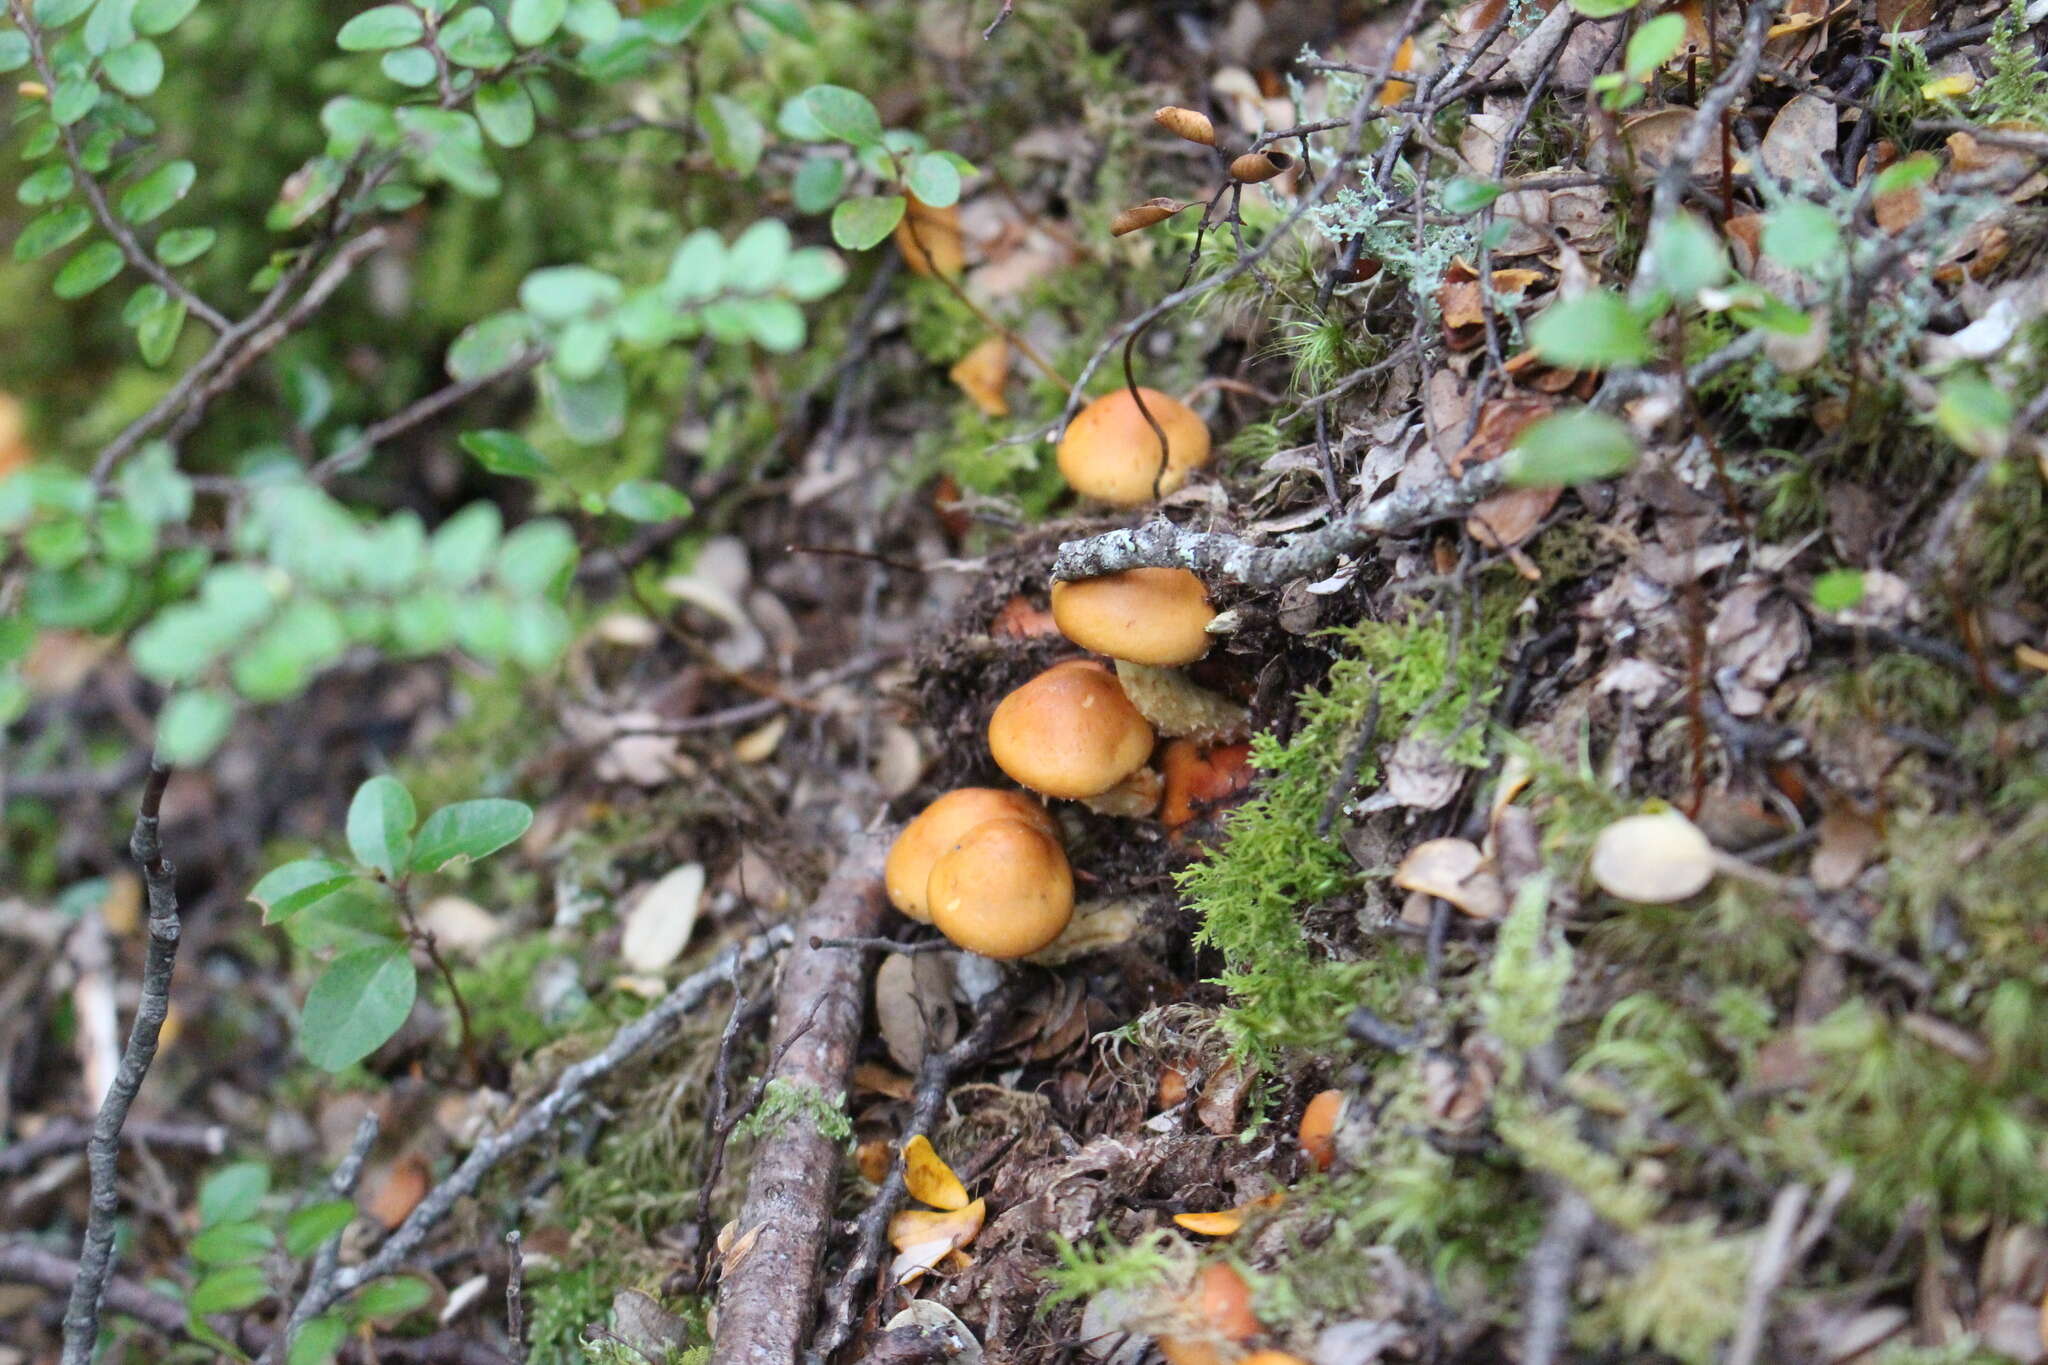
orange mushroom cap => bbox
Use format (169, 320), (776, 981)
(1049, 567), (1217, 667)
(927, 819), (1074, 959)
(987, 661), (1155, 800)
(1056, 388), (1212, 507)
(886, 788), (1058, 923)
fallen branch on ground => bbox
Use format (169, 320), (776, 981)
(712, 833), (892, 1365)
(1050, 462), (1505, 586)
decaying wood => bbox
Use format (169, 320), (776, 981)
(712, 832), (892, 1365)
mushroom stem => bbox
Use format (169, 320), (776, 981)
(1112, 661), (1249, 742)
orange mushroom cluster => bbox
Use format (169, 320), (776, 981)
(1056, 387), (1213, 507)
(887, 566), (1259, 959)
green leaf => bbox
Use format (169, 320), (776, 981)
(268, 156), (345, 231)
(1441, 176), (1503, 215)
(156, 226), (216, 265)
(1933, 370), (2012, 459)
(440, 5), (513, 65)
(563, 0), (621, 41)
(83, 0), (135, 51)
(830, 194), (905, 251)
(346, 774), (416, 878)
(157, 688), (234, 763)
(337, 4), (424, 50)
(427, 501), (503, 583)
(134, 288), (185, 365)
(606, 478), (691, 523)
(520, 264), (621, 321)
(119, 158), (196, 223)
(643, 0), (714, 42)
(459, 429), (553, 479)
(283, 883), (404, 954)
(249, 858), (358, 923)
(802, 84), (881, 145)
(780, 246), (845, 302)
(191, 1219), (275, 1267)
(199, 1161), (270, 1227)
(792, 154), (845, 214)
(740, 0), (809, 39)
(189, 1265), (270, 1315)
(34, 0), (95, 26)
(380, 44), (437, 86)
(286, 1315), (349, 1365)
(495, 516), (577, 594)
(101, 38), (163, 94)
(1811, 568), (1866, 613)
(0, 31), (29, 71)
(1624, 12), (1684, 77)
(551, 317), (613, 379)
(1504, 408), (1639, 486)
(1643, 210), (1726, 300)
(507, 598), (569, 668)
(353, 1275), (433, 1323)
(1527, 290), (1653, 370)
(300, 943), (417, 1071)
(118, 441), (191, 523)
(231, 597), (347, 701)
(905, 151), (959, 208)
(412, 798), (533, 872)
(508, 0), (566, 44)
(1873, 153), (1939, 195)
(321, 95), (400, 156)
(700, 92), (764, 175)
(447, 310), (537, 380)
(1761, 200), (1840, 274)
(740, 296), (804, 352)
(283, 1201), (356, 1258)
(539, 362), (625, 445)
(1568, 0), (1639, 14)
(724, 218), (790, 292)
(475, 78), (534, 148)
(15, 205), (92, 262)
(51, 74), (100, 124)
(19, 164), (75, 205)
(132, 0), (200, 35)
(54, 240), (125, 298)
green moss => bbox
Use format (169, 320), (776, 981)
(1042, 1228), (1182, 1308)
(733, 1077), (852, 1143)
(1185, 594), (1519, 1059)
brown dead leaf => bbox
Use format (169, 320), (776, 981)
(876, 949), (957, 1071)
(1708, 579), (1809, 715)
(854, 1062), (915, 1101)
(856, 1139), (893, 1184)
(620, 864), (705, 973)
(1196, 1063), (1251, 1135)
(950, 336), (1011, 416)
(1759, 93), (1837, 187)
(365, 1153), (431, 1229)
(1810, 808), (1881, 891)
(904, 1133), (970, 1211)
(1624, 108), (1727, 184)
(1448, 396), (1560, 549)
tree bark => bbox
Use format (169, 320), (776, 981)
(712, 832), (892, 1365)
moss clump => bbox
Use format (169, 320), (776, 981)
(1184, 594), (1518, 1059)
(733, 1077), (853, 1143)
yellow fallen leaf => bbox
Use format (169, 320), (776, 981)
(1921, 74), (1976, 100)
(949, 336), (1010, 417)
(903, 1133), (969, 1211)
(2016, 644), (2048, 673)
(888, 1196), (985, 1253)
(1171, 1192), (1286, 1236)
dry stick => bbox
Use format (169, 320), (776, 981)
(0, 1117), (228, 1179)
(262, 928), (792, 1363)
(712, 834), (893, 1365)
(1726, 1182), (1811, 1365)
(59, 759), (177, 1365)
(308, 350), (547, 485)
(1519, 1187), (1596, 1365)
(6, 1), (230, 335)
(809, 971), (1024, 1363)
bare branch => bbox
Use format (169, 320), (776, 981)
(60, 759), (179, 1365)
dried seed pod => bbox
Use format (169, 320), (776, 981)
(1229, 149), (1294, 184)
(1153, 105), (1216, 146)
(1111, 197), (1188, 237)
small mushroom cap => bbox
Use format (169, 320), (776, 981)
(1049, 567), (1217, 667)
(886, 788), (1058, 923)
(927, 819), (1074, 959)
(1056, 388), (1212, 507)
(1393, 837), (1506, 920)
(1589, 811), (1716, 903)
(988, 661), (1155, 800)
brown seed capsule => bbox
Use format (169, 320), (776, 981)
(1229, 149), (1295, 184)
(1111, 197), (1188, 237)
(1153, 106), (1216, 146)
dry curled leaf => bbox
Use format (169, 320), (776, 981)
(619, 863), (705, 973)
(1172, 1192), (1286, 1236)
(1393, 838), (1506, 920)
(904, 1133), (970, 1211)
(1153, 106), (1215, 146)
(950, 335), (1011, 416)
(889, 1196), (986, 1253)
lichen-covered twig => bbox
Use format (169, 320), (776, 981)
(61, 759), (178, 1365)
(713, 834), (892, 1365)
(1051, 461), (1505, 586)
(1519, 1187), (1595, 1365)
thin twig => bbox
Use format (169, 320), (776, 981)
(1519, 1187), (1595, 1365)
(60, 758), (177, 1365)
